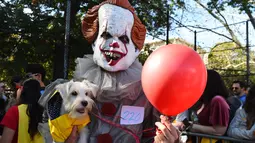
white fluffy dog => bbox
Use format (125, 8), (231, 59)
(55, 80), (98, 143)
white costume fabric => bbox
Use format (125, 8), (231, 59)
(74, 55), (159, 143)
(39, 1), (165, 143)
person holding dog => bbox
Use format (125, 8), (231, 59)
(39, 0), (181, 143)
(67, 0), (180, 142)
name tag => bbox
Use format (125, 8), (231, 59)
(120, 106), (144, 125)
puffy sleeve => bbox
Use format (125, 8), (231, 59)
(227, 109), (255, 140)
(209, 96), (230, 126)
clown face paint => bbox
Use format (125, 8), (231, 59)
(92, 4), (140, 72)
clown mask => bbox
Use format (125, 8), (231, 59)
(92, 4), (139, 72)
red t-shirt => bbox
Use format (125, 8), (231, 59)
(0, 106), (19, 143)
(198, 96), (230, 127)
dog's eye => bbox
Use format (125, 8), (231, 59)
(85, 92), (88, 96)
(71, 91), (78, 96)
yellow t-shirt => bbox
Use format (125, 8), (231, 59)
(18, 104), (44, 143)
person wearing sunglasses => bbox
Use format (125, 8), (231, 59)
(25, 64), (46, 95)
(228, 85), (255, 140)
(232, 81), (247, 105)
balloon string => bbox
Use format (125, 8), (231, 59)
(90, 112), (140, 143)
(142, 128), (155, 132)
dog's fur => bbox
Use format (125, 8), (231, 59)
(55, 80), (97, 143)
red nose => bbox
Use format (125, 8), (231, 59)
(109, 42), (119, 48)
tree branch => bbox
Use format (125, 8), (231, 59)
(186, 25), (234, 42)
(194, 0), (242, 47)
(212, 2), (229, 28)
(244, 7), (255, 30)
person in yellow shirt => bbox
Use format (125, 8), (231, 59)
(0, 78), (44, 143)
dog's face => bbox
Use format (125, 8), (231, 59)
(56, 80), (97, 119)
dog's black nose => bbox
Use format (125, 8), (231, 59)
(81, 101), (88, 107)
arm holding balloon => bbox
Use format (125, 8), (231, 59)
(141, 45), (208, 142)
(154, 115), (182, 143)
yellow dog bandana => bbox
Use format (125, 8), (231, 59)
(47, 90), (90, 142)
(48, 114), (90, 142)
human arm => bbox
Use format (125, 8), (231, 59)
(190, 124), (227, 136)
(190, 96), (229, 136)
(64, 126), (79, 143)
(227, 109), (255, 140)
(0, 127), (15, 143)
(0, 106), (18, 143)
(154, 115), (181, 143)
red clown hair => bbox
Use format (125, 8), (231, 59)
(82, 0), (146, 50)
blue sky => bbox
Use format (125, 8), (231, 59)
(21, 0), (254, 50)
(145, 1), (255, 50)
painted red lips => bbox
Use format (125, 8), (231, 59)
(99, 43), (128, 66)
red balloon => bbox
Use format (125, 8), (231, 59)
(141, 44), (207, 116)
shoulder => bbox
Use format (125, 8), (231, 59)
(4, 106), (19, 120)
(212, 95), (227, 103)
(211, 96), (229, 108)
(0, 106), (19, 130)
(5, 106), (19, 118)
(7, 106), (19, 114)
(235, 108), (246, 117)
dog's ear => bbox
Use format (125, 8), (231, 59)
(88, 85), (98, 98)
(55, 82), (70, 98)
(83, 80), (98, 98)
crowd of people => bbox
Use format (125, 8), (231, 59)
(0, 65), (254, 143)
(173, 70), (255, 142)
(0, 0), (254, 142)
(0, 64), (46, 143)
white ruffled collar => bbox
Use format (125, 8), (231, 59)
(73, 55), (143, 102)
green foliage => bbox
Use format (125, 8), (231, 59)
(138, 43), (153, 65)
(0, 0), (175, 86)
(139, 40), (255, 88)
(207, 0), (255, 12)
(206, 0), (255, 30)
(208, 42), (255, 87)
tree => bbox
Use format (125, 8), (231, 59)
(207, 0), (255, 30)
(192, 0), (242, 46)
(0, 0), (177, 85)
(208, 42), (255, 86)
(0, 0), (92, 84)
(138, 38), (206, 65)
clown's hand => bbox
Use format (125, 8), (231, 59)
(65, 126), (79, 143)
(154, 115), (181, 143)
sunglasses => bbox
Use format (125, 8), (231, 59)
(33, 73), (39, 76)
(25, 73), (39, 78)
(232, 87), (239, 90)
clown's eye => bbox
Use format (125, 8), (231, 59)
(119, 35), (129, 44)
(71, 91), (78, 96)
(101, 32), (112, 39)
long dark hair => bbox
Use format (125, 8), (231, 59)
(244, 85), (255, 130)
(19, 78), (43, 139)
(200, 70), (229, 104)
